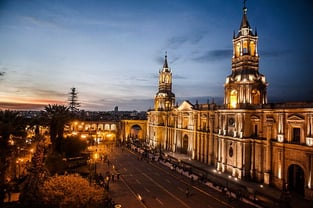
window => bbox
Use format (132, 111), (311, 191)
(243, 41), (248, 54)
(251, 89), (260, 104)
(230, 90), (237, 108)
(250, 41), (256, 56)
(235, 43), (241, 57)
(254, 125), (258, 137)
(292, 128), (300, 144)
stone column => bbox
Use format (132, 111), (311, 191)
(264, 120), (273, 184)
(208, 114), (214, 163)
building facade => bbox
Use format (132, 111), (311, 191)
(147, 5), (313, 200)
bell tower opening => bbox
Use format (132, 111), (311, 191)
(230, 90), (238, 108)
(252, 89), (260, 104)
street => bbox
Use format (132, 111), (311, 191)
(95, 144), (256, 208)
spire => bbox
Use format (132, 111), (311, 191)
(240, 0), (250, 30)
(163, 51), (168, 69)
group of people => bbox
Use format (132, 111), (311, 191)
(94, 155), (121, 192)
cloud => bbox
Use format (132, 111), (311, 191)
(154, 53), (181, 66)
(192, 49), (232, 62)
(166, 33), (205, 50)
(167, 36), (188, 49)
(260, 49), (292, 57)
(173, 74), (188, 80)
(0, 102), (46, 111)
(21, 15), (60, 29)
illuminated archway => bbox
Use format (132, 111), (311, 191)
(250, 41), (256, 56)
(130, 124), (143, 140)
(230, 90), (238, 108)
(235, 43), (240, 57)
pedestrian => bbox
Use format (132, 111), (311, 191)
(185, 187), (190, 198)
(111, 174), (115, 182)
(117, 173), (120, 180)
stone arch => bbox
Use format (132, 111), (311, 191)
(287, 164), (305, 195)
(104, 124), (110, 130)
(98, 124), (104, 130)
(111, 124), (117, 131)
(130, 124), (143, 140)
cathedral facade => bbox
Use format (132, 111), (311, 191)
(147, 5), (313, 200)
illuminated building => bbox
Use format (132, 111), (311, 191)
(147, 4), (313, 199)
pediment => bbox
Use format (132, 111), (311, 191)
(177, 100), (194, 111)
(287, 114), (304, 121)
(250, 115), (260, 120)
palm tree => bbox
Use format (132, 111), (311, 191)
(0, 110), (26, 204)
(41, 104), (71, 154)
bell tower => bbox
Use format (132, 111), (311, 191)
(154, 52), (175, 111)
(224, 2), (268, 108)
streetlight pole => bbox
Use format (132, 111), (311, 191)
(93, 152), (98, 186)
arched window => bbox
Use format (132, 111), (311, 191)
(243, 41), (248, 54)
(111, 124), (116, 131)
(230, 90), (238, 108)
(250, 41), (256, 56)
(235, 43), (240, 57)
(251, 89), (260, 104)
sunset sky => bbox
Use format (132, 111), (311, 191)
(0, 0), (313, 111)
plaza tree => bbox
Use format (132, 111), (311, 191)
(0, 110), (26, 205)
(41, 104), (71, 154)
(19, 138), (49, 207)
(39, 174), (108, 208)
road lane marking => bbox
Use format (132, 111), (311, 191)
(119, 176), (148, 208)
(136, 179), (141, 184)
(141, 173), (191, 208)
(155, 198), (164, 205)
(149, 162), (234, 208)
(177, 187), (184, 192)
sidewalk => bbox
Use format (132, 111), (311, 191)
(163, 151), (313, 208)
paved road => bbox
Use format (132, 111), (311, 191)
(96, 144), (256, 208)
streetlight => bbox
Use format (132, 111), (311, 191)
(94, 152), (99, 176)
(29, 148), (34, 161)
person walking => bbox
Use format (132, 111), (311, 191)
(185, 187), (190, 198)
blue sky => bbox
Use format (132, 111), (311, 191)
(0, 0), (313, 111)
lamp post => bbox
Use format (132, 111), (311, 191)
(94, 152), (98, 176)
